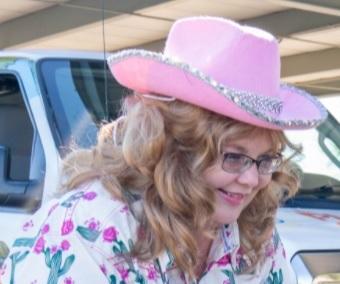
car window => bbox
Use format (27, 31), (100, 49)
(284, 95), (340, 209)
(285, 96), (339, 178)
(0, 74), (33, 180)
(39, 59), (127, 155)
(0, 73), (45, 213)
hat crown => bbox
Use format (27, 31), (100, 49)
(108, 16), (327, 130)
(164, 17), (280, 98)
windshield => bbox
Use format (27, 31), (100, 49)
(39, 58), (127, 153)
(284, 96), (340, 209)
(285, 96), (339, 177)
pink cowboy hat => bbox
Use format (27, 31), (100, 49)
(107, 16), (327, 130)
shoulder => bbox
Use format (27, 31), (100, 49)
(56, 179), (129, 225)
(1, 180), (138, 283)
(14, 180), (137, 247)
(48, 180), (125, 219)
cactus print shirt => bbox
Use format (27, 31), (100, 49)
(0, 180), (296, 284)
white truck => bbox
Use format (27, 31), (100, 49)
(0, 50), (339, 283)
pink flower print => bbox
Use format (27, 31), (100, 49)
(206, 261), (215, 272)
(61, 219), (74, 235)
(265, 243), (275, 257)
(116, 265), (129, 280)
(100, 264), (107, 275)
(216, 254), (231, 267)
(137, 226), (145, 240)
(88, 222), (97, 230)
(61, 240), (70, 251)
(103, 226), (118, 242)
(235, 250), (244, 268)
(147, 265), (157, 280)
(271, 259), (276, 270)
(22, 220), (33, 231)
(33, 236), (45, 254)
(41, 224), (50, 234)
(120, 205), (129, 213)
(0, 264), (7, 275)
(85, 218), (100, 231)
(64, 277), (74, 284)
(223, 280), (231, 284)
(51, 245), (58, 254)
(48, 203), (59, 216)
(83, 191), (97, 201)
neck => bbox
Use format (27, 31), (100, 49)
(194, 234), (213, 277)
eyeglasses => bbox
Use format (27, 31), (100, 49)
(222, 152), (282, 175)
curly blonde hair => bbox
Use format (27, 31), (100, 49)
(60, 95), (299, 278)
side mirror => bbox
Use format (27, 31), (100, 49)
(317, 112), (340, 168)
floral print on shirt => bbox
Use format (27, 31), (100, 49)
(0, 180), (296, 283)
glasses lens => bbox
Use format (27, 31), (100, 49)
(258, 155), (282, 174)
(222, 153), (251, 173)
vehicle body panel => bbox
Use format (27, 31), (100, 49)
(277, 208), (340, 260)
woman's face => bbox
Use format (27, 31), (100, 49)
(203, 132), (276, 225)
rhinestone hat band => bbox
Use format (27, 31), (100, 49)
(108, 49), (327, 128)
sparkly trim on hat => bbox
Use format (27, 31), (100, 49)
(108, 49), (327, 128)
(108, 16), (328, 130)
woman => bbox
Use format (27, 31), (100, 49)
(1, 16), (326, 283)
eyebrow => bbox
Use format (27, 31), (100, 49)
(223, 144), (276, 156)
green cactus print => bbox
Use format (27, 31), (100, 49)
(44, 248), (75, 284)
(0, 184), (293, 283)
(76, 225), (101, 242)
(109, 274), (117, 284)
(9, 251), (29, 284)
(60, 191), (85, 208)
(221, 269), (236, 284)
(266, 269), (283, 284)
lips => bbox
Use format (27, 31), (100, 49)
(217, 188), (245, 206)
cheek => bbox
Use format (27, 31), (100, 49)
(247, 176), (272, 203)
(257, 175), (272, 191)
(203, 168), (236, 188)
(247, 178), (271, 205)
(202, 165), (220, 186)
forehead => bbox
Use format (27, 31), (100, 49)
(222, 128), (283, 152)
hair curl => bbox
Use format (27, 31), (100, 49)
(60, 95), (300, 278)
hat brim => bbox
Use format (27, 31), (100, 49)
(108, 50), (327, 130)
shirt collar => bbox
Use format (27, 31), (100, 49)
(156, 222), (241, 275)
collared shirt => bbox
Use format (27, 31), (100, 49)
(0, 180), (296, 284)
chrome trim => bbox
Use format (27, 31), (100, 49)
(291, 251), (340, 284)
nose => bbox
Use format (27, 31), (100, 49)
(237, 162), (259, 188)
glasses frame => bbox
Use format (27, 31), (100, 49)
(222, 152), (283, 175)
